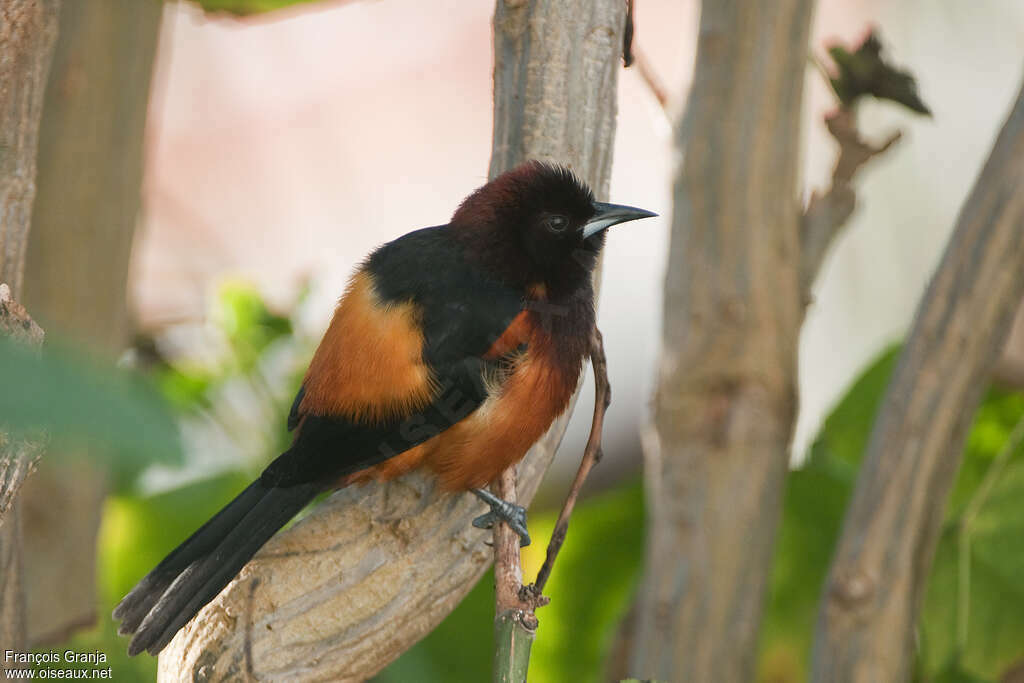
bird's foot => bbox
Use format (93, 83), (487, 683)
(471, 488), (531, 547)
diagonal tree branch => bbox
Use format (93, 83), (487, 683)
(811, 77), (1024, 683)
(158, 1), (628, 680)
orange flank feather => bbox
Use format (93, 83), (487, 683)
(300, 271), (437, 424)
(347, 308), (578, 491)
(482, 310), (531, 360)
(429, 313), (577, 490)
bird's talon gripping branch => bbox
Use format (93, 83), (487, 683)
(472, 487), (531, 547)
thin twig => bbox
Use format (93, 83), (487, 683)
(632, 46), (670, 114)
(528, 326), (611, 597)
(800, 108), (901, 293)
(622, 0), (635, 67)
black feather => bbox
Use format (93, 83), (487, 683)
(115, 480), (319, 655)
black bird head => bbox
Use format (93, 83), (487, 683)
(450, 161), (656, 295)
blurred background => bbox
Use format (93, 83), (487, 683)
(6, 0), (1024, 680)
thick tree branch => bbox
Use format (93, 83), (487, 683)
(0, 0), (59, 664)
(159, 2), (628, 680)
(0, 285), (45, 657)
(20, 0), (162, 646)
(630, 1), (814, 680)
(811, 78), (1024, 683)
(0, 286), (45, 520)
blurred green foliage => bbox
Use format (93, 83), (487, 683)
(0, 336), (181, 470)
(189, 0), (322, 17)
(143, 280), (309, 487)
(826, 31), (931, 115)
(760, 346), (1024, 683)
(150, 281), (299, 413)
(30, 282), (1024, 681)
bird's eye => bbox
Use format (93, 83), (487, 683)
(546, 215), (569, 233)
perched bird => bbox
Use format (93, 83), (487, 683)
(114, 160), (655, 656)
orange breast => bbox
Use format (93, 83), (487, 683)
(300, 270), (437, 424)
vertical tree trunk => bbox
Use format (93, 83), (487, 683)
(158, 2), (627, 680)
(0, 0), (59, 662)
(19, 0), (162, 646)
(630, 1), (815, 681)
(811, 79), (1024, 683)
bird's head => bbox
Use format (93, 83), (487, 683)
(450, 161), (656, 294)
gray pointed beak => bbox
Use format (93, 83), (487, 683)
(582, 201), (658, 239)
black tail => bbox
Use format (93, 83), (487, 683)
(113, 479), (320, 656)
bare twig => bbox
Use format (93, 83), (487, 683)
(632, 46), (670, 114)
(528, 327), (610, 597)
(801, 108), (901, 292)
(801, 29), (931, 294)
(622, 0), (635, 67)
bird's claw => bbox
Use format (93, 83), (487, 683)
(471, 489), (531, 547)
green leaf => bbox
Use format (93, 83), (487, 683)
(921, 391), (1024, 680)
(826, 30), (931, 115)
(759, 346), (900, 683)
(189, 0), (323, 16)
(213, 281), (293, 374)
(759, 345), (1024, 683)
(0, 336), (182, 468)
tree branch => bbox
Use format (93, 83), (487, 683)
(159, 2), (628, 680)
(801, 109), (901, 292)
(811, 77), (1024, 683)
(491, 467), (536, 683)
(0, 284), (45, 660)
(802, 29), (930, 294)
(0, 0), (59, 664)
(20, 0), (162, 647)
(629, 0), (815, 680)
(0, 285), (45, 521)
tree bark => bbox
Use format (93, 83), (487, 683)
(630, 1), (815, 681)
(19, 0), (162, 646)
(0, 0), (59, 662)
(0, 287), (46, 661)
(158, 1), (627, 680)
(811, 78), (1024, 683)
(0, 0), (57, 299)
